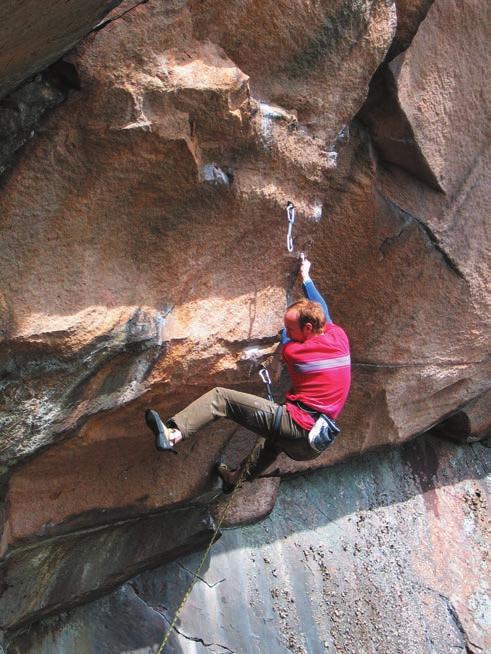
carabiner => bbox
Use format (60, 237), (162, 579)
(286, 202), (295, 252)
(259, 366), (274, 402)
(259, 367), (272, 385)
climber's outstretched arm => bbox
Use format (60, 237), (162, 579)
(300, 257), (332, 323)
(280, 257), (332, 344)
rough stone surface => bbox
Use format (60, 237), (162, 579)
(0, 504), (216, 633)
(389, 0), (434, 57)
(0, 74), (66, 176)
(212, 476), (281, 528)
(188, 0), (397, 138)
(429, 389), (491, 444)
(7, 434), (489, 653)
(0, 1), (123, 98)
(361, 0), (490, 194)
(387, 0), (489, 196)
(0, 0), (489, 635)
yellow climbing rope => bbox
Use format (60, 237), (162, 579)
(156, 439), (262, 653)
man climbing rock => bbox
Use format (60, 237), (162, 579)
(145, 256), (351, 492)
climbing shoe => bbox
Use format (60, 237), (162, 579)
(308, 415), (341, 453)
(216, 462), (240, 495)
(145, 409), (178, 454)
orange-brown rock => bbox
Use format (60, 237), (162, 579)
(0, 0), (124, 98)
(390, 0), (433, 56)
(0, 0), (489, 636)
(389, 0), (488, 195)
(361, 0), (489, 194)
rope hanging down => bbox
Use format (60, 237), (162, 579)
(156, 364), (273, 652)
(156, 442), (260, 652)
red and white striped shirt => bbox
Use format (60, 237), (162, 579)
(282, 322), (351, 430)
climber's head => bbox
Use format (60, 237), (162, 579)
(284, 299), (326, 342)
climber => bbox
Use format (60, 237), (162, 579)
(145, 256), (351, 492)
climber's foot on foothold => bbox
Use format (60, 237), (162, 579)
(145, 409), (178, 454)
(216, 462), (241, 495)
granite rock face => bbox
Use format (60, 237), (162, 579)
(0, 0), (123, 99)
(0, 505), (216, 634)
(6, 434), (490, 653)
(360, 0), (489, 195)
(0, 72), (66, 176)
(389, 0), (434, 57)
(0, 0), (489, 638)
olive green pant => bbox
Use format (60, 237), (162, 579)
(170, 387), (319, 479)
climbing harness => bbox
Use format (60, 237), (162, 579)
(286, 201), (295, 252)
(259, 365), (274, 402)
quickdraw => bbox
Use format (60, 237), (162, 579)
(286, 201), (295, 252)
(259, 365), (274, 402)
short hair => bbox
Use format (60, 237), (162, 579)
(287, 299), (326, 333)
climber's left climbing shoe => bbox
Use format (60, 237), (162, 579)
(145, 409), (178, 454)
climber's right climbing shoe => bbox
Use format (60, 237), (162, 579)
(216, 462), (240, 495)
(145, 409), (178, 454)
